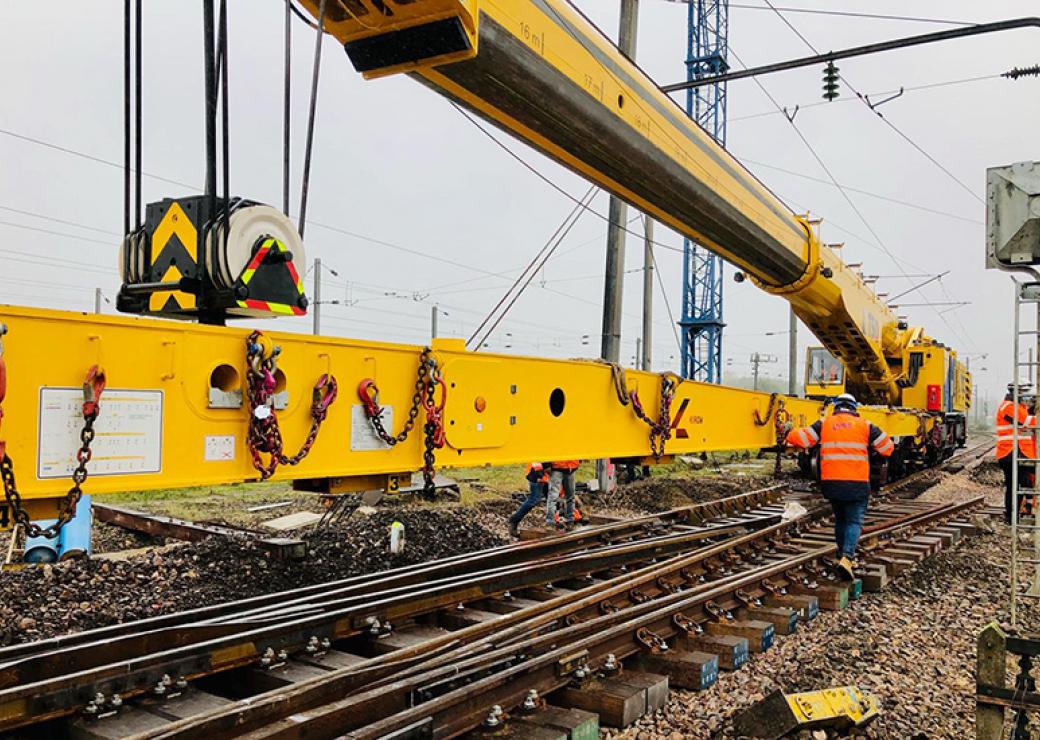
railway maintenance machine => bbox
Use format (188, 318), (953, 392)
(0, 0), (969, 541)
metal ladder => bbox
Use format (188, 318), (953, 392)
(1011, 281), (1040, 626)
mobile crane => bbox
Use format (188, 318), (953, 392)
(0, 0), (968, 534)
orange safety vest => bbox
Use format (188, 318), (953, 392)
(996, 399), (1037, 459)
(525, 462), (549, 483)
(818, 414), (874, 483)
(551, 460), (581, 471)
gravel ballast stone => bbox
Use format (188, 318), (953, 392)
(0, 507), (505, 645)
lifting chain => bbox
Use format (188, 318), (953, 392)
(356, 348), (446, 498)
(609, 363), (680, 459)
(245, 330), (338, 480)
(628, 372), (680, 460)
(754, 392), (780, 426)
(0, 329), (104, 539)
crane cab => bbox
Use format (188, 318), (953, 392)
(804, 347), (846, 401)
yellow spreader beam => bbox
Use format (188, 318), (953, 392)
(0, 305), (931, 525)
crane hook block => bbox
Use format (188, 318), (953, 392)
(117, 198), (308, 323)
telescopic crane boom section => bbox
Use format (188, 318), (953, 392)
(295, 0), (912, 403)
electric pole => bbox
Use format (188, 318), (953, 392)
(95, 288), (103, 315)
(431, 305), (439, 339)
(641, 216), (653, 371)
(601, 0), (639, 364)
(788, 307), (797, 395)
(750, 352), (777, 391)
(312, 257), (321, 335)
(599, 0), (640, 493)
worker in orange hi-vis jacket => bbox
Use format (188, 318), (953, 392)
(508, 462), (550, 538)
(996, 383), (1038, 524)
(546, 460), (580, 530)
(786, 393), (894, 581)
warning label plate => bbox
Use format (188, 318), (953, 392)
(38, 388), (163, 479)
(351, 404), (392, 451)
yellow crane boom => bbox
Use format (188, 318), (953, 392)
(297, 0), (909, 402)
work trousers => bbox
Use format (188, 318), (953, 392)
(999, 454), (1036, 524)
(546, 468), (576, 525)
(510, 480), (546, 526)
(829, 497), (868, 559)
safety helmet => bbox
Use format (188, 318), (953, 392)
(834, 393), (858, 410)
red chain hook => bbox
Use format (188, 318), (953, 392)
(357, 378), (381, 418)
(312, 374), (338, 421)
(423, 372), (448, 449)
(82, 365), (106, 420)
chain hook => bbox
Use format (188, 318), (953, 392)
(357, 378), (381, 418)
(312, 374), (338, 421)
(82, 365), (106, 420)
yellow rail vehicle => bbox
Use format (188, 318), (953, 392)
(0, 0), (968, 529)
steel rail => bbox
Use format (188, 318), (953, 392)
(0, 486), (786, 666)
(156, 496), (983, 739)
(0, 508), (791, 729)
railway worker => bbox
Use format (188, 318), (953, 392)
(785, 393), (894, 580)
(546, 459), (581, 530)
(509, 462), (550, 538)
(996, 384), (1038, 524)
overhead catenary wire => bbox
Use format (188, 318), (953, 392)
(471, 186), (598, 350)
(656, 2), (975, 27)
(760, 0), (984, 205)
(729, 74), (1001, 123)
(467, 185), (597, 347)
(741, 158), (983, 224)
(452, 103), (688, 258)
(729, 47), (978, 353)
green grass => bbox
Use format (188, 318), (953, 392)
(87, 452), (779, 526)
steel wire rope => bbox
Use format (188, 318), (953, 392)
(467, 185), (597, 347)
(134, 0), (142, 234)
(283, 0), (292, 215)
(297, 0), (328, 238)
(471, 186), (598, 349)
(218, 0), (232, 281)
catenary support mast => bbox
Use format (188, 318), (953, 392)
(680, 0), (728, 383)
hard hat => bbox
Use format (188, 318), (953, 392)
(834, 393), (858, 410)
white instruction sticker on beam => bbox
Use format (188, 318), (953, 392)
(204, 435), (236, 462)
(38, 388), (163, 479)
(351, 404), (392, 451)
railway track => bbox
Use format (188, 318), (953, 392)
(0, 442), (990, 738)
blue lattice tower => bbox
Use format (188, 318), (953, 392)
(680, 0), (728, 382)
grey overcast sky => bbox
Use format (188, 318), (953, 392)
(1, 1), (1037, 412)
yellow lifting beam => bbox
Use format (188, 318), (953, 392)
(0, 305), (931, 527)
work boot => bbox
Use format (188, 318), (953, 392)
(837, 556), (855, 581)
(508, 521), (519, 539)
